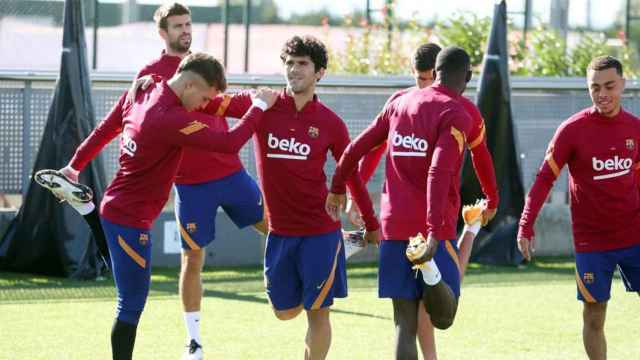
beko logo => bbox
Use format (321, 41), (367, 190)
(391, 131), (428, 157)
(267, 133), (310, 160)
(122, 133), (137, 157)
(592, 156), (633, 180)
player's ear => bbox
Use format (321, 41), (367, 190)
(315, 67), (326, 82)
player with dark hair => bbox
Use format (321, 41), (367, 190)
(518, 55), (640, 360)
(327, 46), (474, 360)
(57, 53), (278, 360)
(198, 35), (380, 359)
(36, 3), (270, 359)
(343, 42), (498, 359)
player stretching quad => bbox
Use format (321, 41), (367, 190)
(518, 55), (640, 360)
(341, 43), (498, 359)
(36, 3), (268, 359)
(52, 53), (277, 360)
(200, 35), (380, 359)
(327, 46), (474, 360)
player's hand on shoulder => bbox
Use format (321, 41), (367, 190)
(325, 192), (346, 221)
(253, 87), (279, 109)
(127, 75), (155, 103)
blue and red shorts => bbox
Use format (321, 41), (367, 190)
(378, 239), (461, 300)
(575, 243), (640, 303)
(174, 169), (263, 250)
(264, 229), (347, 311)
(100, 217), (152, 325)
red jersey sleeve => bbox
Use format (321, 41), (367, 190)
(427, 107), (472, 240)
(160, 105), (264, 153)
(358, 141), (388, 184)
(518, 122), (574, 239)
(464, 101), (499, 209)
(331, 109), (391, 194)
(69, 92), (127, 171)
(330, 117), (381, 231)
(202, 91), (253, 119)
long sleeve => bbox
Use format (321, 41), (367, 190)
(330, 118), (385, 231)
(331, 111), (391, 194)
(427, 108), (472, 240)
(162, 105), (264, 153)
(468, 122), (499, 209)
(358, 141), (387, 184)
(518, 123), (573, 239)
(202, 91), (253, 119)
(69, 92), (127, 171)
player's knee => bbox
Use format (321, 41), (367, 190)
(583, 302), (606, 330)
(273, 305), (303, 321)
(181, 249), (204, 270)
(117, 308), (143, 325)
(430, 315), (454, 330)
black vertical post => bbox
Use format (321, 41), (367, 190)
(92, 0), (99, 70)
(222, 0), (230, 68)
(243, 0), (251, 73)
(523, 0), (531, 45)
(626, 0), (632, 44)
(366, 0), (371, 25)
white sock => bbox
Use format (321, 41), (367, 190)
(184, 311), (201, 345)
(420, 259), (442, 285)
(464, 222), (481, 236)
(67, 201), (95, 216)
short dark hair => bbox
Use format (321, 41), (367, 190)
(413, 43), (442, 72)
(154, 2), (191, 31)
(435, 46), (471, 78)
(588, 55), (623, 77)
(177, 53), (227, 92)
(280, 35), (328, 72)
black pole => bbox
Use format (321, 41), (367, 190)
(366, 0), (371, 25)
(243, 0), (251, 73)
(523, 0), (531, 45)
(92, 0), (99, 69)
(626, 0), (631, 44)
(222, 0), (230, 68)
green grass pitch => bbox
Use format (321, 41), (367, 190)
(1, 258), (637, 359)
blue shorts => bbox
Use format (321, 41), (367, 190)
(174, 169), (263, 250)
(575, 244), (640, 303)
(100, 217), (152, 325)
(378, 239), (461, 300)
(264, 229), (347, 311)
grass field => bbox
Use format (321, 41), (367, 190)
(1, 257), (637, 359)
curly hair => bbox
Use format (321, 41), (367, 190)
(280, 35), (328, 72)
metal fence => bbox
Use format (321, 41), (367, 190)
(3, 71), (640, 200)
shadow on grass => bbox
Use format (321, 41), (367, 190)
(202, 289), (390, 320)
(0, 256), (578, 303)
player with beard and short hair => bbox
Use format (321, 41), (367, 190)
(518, 55), (640, 360)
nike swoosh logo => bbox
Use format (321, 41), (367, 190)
(316, 280), (326, 290)
(258, 196), (263, 206)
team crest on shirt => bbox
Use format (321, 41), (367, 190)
(139, 233), (149, 246)
(186, 222), (197, 234)
(626, 139), (635, 150)
(583, 272), (595, 284)
(308, 126), (320, 138)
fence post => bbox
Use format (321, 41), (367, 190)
(21, 80), (33, 201)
